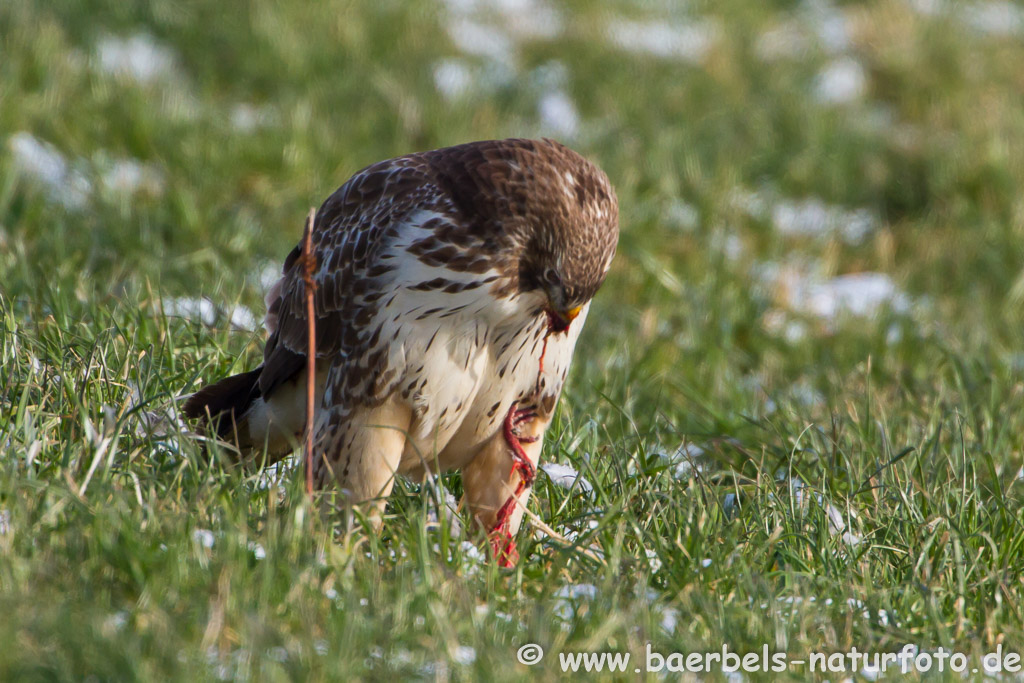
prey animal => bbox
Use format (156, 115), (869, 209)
(183, 138), (619, 565)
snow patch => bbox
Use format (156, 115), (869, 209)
(788, 477), (862, 546)
(452, 645), (477, 665)
(162, 297), (217, 326)
(541, 462), (593, 493)
(433, 59), (474, 100)
(795, 272), (909, 320)
(660, 607), (679, 633)
(425, 481), (463, 537)
(537, 90), (580, 139)
(128, 382), (187, 439)
(645, 548), (663, 573)
(97, 33), (176, 83)
(806, 1), (852, 53)
(771, 198), (876, 243)
(814, 57), (867, 105)
(962, 1), (1024, 35)
(665, 199), (700, 231)
(192, 528), (215, 549)
(443, 0), (562, 42)
(554, 582), (599, 619)
(160, 297), (259, 331)
(8, 132), (92, 210)
(656, 442), (705, 479)
(756, 260), (910, 336)
(607, 18), (718, 63)
(99, 158), (165, 196)
(447, 18), (516, 63)
(230, 103), (274, 133)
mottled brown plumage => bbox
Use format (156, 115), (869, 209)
(184, 138), (618, 562)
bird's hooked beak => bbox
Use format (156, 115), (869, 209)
(546, 304), (582, 334)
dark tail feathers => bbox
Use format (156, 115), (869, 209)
(183, 367), (262, 439)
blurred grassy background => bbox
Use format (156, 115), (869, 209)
(4, 0), (1024, 679)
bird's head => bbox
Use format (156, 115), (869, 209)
(434, 137), (618, 330)
(513, 141), (619, 334)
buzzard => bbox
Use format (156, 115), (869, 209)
(183, 138), (618, 565)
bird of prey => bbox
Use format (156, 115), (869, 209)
(183, 138), (618, 565)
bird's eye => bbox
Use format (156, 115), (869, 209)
(543, 268), (561, 286)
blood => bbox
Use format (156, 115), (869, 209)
(488, 316), (567, 567)
(489, 403), (538, 567)
(537, 333), (549, 380)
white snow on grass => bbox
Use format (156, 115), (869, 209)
(755, 259), (912, 340)
(162, 297), (217, 326)
(9, 132), (166, 208)
(537, 89), (580, 139)
(556, 583), (598, 600)
(9, 134), (67, 189)
(659, 607), (679, 633)
(770, 198), (877, 244)
(96, 33), (176, 83)
(814, 57), (867, 105)
(729, 187), (772, 220)
(8, 132), (92, 210)
(459, 541), (485, 572)
(229, 103), (274, 133)
(160, 297), (259, 331)
(906, 0), (944, 14)
(228, 305), (259, 331)
(805, 0), (852, 53)
(757, 1), (852, 61)
(645, 548), (663, 573)
(128, 382), (188, 441)
(251, 457), (297, 495)
(757, 262), (909, 331)
(540, 462), (593, 493)
(192, 529), (215, 549)
(607, 18), (718, 63)
(98, 158), (165, 196)
(665, 199), (700, 231)
(257, 260), (282, 292)
(443, 0), (562, 40)
(754, 595), (891, 628)
(446, 18), (517, 63)
(962, 0), (1024, 35)
(452, 645), (477, 666)
(433, 59), (474, 100)
(905, 0), (1023, 34)
(425, 480), (464, 537)
(793, 272), (909, 320)
(554, 583), (599, 619)
(437, 0), (564, 105)
(788, 477), (862, 547)
(656, 442), (705, 479)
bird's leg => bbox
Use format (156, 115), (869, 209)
(489, 402), (539, 567)
(312, 394), (412, 533)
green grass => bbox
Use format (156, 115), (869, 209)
(5, 0), (1024, 679)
